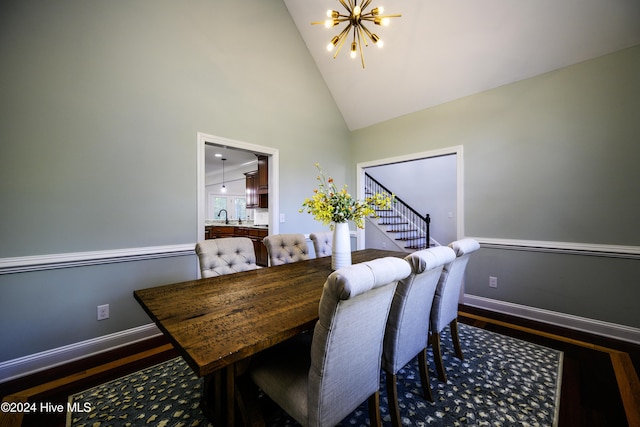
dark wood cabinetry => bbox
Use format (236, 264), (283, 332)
(245, 155), (268, 208)
(244, 170), (258, 208)
(242, 227), (269, 267)
(204, 225), (268, 267)
(257, 155), (268, 193)
(206, 226), (235, 238)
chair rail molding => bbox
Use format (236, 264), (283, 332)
(0, 244), (195, 275)
(471, 237), (640, 259)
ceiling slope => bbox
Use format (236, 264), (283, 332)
(284, 0), (640, 130)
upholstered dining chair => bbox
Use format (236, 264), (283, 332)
(430, 238), (481, 382)
(309, 231), (332, 258)
(263, 233), (311, 266)
(195, 237), (258, 278)
(382, 246), (456, 427)
(249, 257), (411, 427)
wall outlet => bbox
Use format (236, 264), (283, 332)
(279, 213), (285, 223)
(489, 276), (498, 288)
(97, 304), (109, 320)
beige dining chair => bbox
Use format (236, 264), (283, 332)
(263, 233), (310, 266)
(195, 237), (258, 278)
(309, 231), (332, 258)
(249, 257), (411, 427)
(430, 238), (481, 381)
(382, 246), (456, 427)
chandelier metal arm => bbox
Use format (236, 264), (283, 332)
(338, 0), (352, 14)
(333, 24), (353, 58)
(356, 27), (365, 68)
(359, 23), (375, 44)
(311, 17), (350, 26)
(360, 0), (374, 13)
(360, 14), (402, 22)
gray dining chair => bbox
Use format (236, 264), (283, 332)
(382, 246), (456, 427)
(249, 257), (411, 427)
(309, 231), (332, 258)
(430, 238), (481, 381)
(263, 233), (311, 266)
(195, 237), (258, 278)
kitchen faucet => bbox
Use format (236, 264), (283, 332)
(217, 209), (229, 224)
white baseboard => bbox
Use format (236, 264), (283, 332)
(0, 323), (161, 384)
(463, 294), (640, 345)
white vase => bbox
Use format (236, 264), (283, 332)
(331, 222), (352, 270)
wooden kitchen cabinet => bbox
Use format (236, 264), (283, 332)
(249, 227), (268, 267)
(205, 225), (269, 267)
(245, 170), (258, 208)
(245, 155), (268, 209)
(207, 226), (235, 238)
(257, 155), (268, 193)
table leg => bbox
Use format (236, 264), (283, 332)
(201, 364), (235, 427)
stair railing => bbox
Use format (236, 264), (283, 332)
(365, 173), (431, 250)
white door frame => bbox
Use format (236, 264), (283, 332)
(355, 145), (464, 249)
(197, 132), (279, 241)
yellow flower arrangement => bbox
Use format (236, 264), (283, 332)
(300, 163), (394, 229)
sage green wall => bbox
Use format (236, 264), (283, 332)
(351, 45), (640, 328)
(0, 0), (350, 362)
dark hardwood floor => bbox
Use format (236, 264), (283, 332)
(1, 305), (639, 427)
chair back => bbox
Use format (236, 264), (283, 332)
(308, 257), (411, 427)
(431, 238), (481, 332)
(263, 233), (310, 266)
(383, 246), (456, 374)
(195, 237), (257, 278)
(309, 231), (332, 258)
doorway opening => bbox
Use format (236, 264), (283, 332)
(356, 145), (464, 250)
(196, 132), (280, 241)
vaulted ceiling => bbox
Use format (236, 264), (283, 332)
(284, 0), (640, 130)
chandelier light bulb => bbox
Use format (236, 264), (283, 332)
(371, 34), (383, 48)
(327, 35), (339, 51)
(381, 17), (390, 26)
(350, 41), (357, 59)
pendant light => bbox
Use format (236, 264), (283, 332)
(221, 158), (227, 193)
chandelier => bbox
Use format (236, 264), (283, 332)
(312, 0), (401, 68)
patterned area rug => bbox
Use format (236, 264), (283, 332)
(67, 324), (563, 426)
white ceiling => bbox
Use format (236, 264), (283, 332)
(284, 0), (640, 130)
(204, 143), (259, 175)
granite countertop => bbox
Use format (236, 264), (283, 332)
(204, 221), (268, 229)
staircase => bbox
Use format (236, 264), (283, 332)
(365, 173), (439, 252)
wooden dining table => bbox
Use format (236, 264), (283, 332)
(133, 248), (405, 427)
